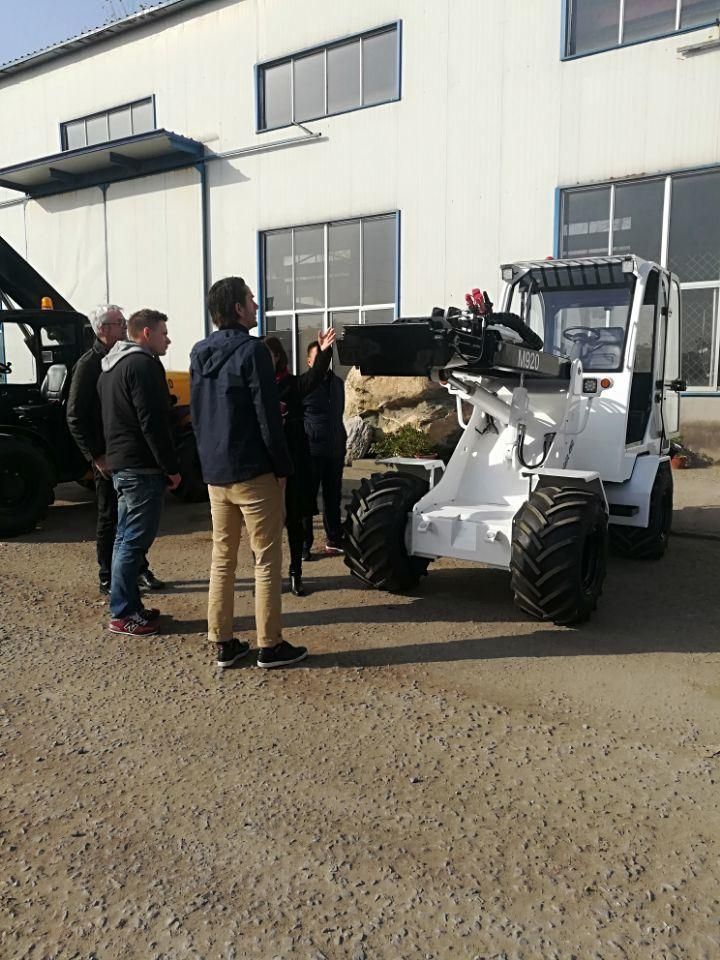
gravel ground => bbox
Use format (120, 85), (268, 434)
(1, 468), (720, 959)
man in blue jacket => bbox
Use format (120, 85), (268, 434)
(190, 276), (306, 670)
(303, 341), (348, 557)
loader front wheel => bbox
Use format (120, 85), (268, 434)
(511, 485), (608, 626)
(343, 472), (430, 592)
(609, 462), (672, 560)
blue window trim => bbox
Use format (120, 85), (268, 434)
(59, 94), (157, 151)
(257, 227), (265, 335)
(555, 161), (720, 264)
(552, 186), (562, 258)
(256, 20), (402, 134)
(258, 210), (401, 334)
(556, 164), (720, 394)
(561, 0), (720, 61)
(558, 160), (720, 197)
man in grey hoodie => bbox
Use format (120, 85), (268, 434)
(98, 309), (180, 637)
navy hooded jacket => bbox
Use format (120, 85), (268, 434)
(190, 326), (292, 485)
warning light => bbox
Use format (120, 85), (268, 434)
(40, 296), (54, 310)
(600, 377), (613, 389)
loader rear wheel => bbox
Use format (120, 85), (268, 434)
(511, 485), (608, 626)
(0, 437), (54, 537)
(344, 472), (430, 592)
(609, 462), (672, 561)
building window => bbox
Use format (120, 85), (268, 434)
(565, 0), (720, 56)
(262, 213), (398, 377)
(559, 168), (720, 389)
(258, 24), (400, 131)
(61, 97), (155, 151)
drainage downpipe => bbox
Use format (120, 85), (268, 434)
(196, 160), (211, 337)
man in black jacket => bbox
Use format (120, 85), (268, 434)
(190, 276), (306, 670)
(98, 309), (180, 637)
(66, 305), (161, 595)
(302, 341), (347, 557)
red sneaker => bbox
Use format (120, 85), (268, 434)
(109, 613), (159, 636)
(324, 542), (344, 556)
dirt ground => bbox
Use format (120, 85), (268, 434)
(1, 466), (720, 960)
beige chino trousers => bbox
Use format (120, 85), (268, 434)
(207, 473), (284, 648)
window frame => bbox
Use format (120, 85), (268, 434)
(259, 211), (400, 375)
(557, 164), (720, 393)
(562, 0), (720, 60)
(256, 21), (402, 133)
(59, 95), (157, 151)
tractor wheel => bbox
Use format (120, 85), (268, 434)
(172, 432), (208, 503)
(344, 472), (430, 592)
(0, 437), (54, 537)
(609, 462), (673, 561)
(511, 485), (608, 626)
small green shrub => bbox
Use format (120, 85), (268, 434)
(371, 425), (434, 458)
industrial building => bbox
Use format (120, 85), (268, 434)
(1, 0), (719, 448)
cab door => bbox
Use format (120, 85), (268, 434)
(659, 277), (682, 439)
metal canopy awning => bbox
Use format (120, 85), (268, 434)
(0, 129), (205, 198)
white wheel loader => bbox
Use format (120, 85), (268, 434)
(337, 256), (685, 625)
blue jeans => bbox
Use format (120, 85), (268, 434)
(110, 472), (166, 619)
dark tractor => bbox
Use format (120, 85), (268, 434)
(0, 235), (206, 538)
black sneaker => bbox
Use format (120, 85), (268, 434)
(138, 569), (165, 591)
(301, 547), (313, 562)
(216, 638), (251, 668)
(257, 640), (308, 669)
(99, 579), (111, 596)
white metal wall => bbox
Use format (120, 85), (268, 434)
(0, 0), (719, 377)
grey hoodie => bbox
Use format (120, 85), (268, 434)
(101, 338), (154, 372)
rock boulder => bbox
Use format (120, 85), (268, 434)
(343, 416), (374, 465)
(344, 367), (461, 450)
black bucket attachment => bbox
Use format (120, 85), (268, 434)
(336, 318), (455, 377)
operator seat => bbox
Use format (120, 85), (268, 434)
(14, 363), (68, 422)
(584, 327), (625, 371)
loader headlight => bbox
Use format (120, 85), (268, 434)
(582, 378), (598, 394)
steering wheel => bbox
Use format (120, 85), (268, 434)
(562, 326), (601, 345)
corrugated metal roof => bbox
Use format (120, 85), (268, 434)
(0, 0), (219, 80)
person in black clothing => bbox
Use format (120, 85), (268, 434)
(66, 305), (161, 595)
(98, 309), (181, 637)
(302, 340), (348, 558)
(264, 328), (336, 597)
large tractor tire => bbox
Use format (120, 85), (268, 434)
(609, 462), (672, 561)
(0, 436), (54, 537)
(344, 472), (430, 592)
(172, 432), (209, 503)
(511, 485), (608, 626)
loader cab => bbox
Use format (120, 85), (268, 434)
(504, 256), (682, 457)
